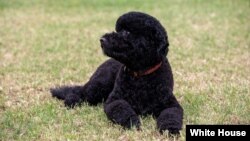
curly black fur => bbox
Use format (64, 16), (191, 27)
(50, 11), (183, 134)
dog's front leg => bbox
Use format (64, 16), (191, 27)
(156, 95), (183, 135)
(104, 100), (141, 129)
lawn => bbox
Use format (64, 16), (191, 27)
(0, 0), (249, 140)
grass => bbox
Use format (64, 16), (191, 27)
(0, 0), (249, 140)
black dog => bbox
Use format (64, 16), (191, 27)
(51, 11), (183, 134)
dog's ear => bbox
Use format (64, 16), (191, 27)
(158, 43), (169, 57)
(156, 30), (169, 57)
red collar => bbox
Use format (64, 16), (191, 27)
(125, 61), (163, 77)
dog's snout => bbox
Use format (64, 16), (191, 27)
(100, 38), (106, 43)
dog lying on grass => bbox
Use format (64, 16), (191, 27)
(51, 11), (183, 134)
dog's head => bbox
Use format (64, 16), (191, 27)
(100, 11), (169, 71)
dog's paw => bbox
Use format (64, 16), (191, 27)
(64, 94), (82, 108)
(168, 128), (180, 135)
(50, 87), (66, 100)
(159, 126), (180, 134)
(159, 127), (180, 138)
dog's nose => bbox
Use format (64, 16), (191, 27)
(100, 38), (106, 43)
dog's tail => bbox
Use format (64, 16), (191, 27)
(50, 85), (84, 100)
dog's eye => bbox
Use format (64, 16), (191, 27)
(122, 30), (130, 36)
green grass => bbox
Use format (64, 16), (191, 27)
(0, 0), (249, 140)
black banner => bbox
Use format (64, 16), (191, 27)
(186, 125), (250, 141)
